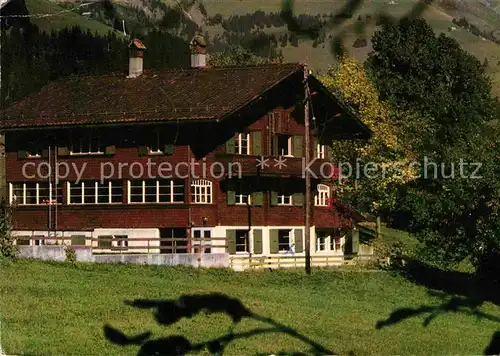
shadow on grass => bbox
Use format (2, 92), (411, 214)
(376, 259), (500, 355)
(104, 293), (335, 356)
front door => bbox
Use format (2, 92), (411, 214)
(191, 228), (212, 253)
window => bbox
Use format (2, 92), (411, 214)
(68, 181), (122, 204)
(278, 229), (293, 252)
(148, 131), (163, 154)
(235, 133), (250, 155)
(112, 235), (128, 249)
(129, 180), (184, 203)
(316, 229), (342, 252)
(272, 134), (292, 156)
(70, 132), (103, 155)
(10, 182), (61, 205)
(235, 230), (250, 252)
(317, 144), (326, 159)
(97, 235), (112, 248)
(315, 184), (330, 206)
(278, 193), (292, 205)
(191, 179), (212, 204)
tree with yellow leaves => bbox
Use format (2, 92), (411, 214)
(319, 55), (418, 213)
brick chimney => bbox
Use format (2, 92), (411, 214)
(127, 39), (147, 78)
(190, 34), (207, 68)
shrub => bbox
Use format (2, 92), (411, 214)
(65, 246), (77, 263)
(0, 201), (17, 259)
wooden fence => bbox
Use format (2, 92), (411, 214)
(14, 236), (228, 254)
(229, 254), (376, 270)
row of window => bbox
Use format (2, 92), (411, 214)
(20, 132), (328, 159)
(9, 181), (331, 206)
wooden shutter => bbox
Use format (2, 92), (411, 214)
(271, 136), (278, 156)
(227, 190), (236, 205)
(226, 136), (236, 154)
(17, 150), (28, 159)
(351, 228), (359, 254)
(253, 229), (263, 254)
(105, 145), (116, 155)
(57, 147), (69, 156)
(226, 229), (236, 254)
(138, 146), (148, 156)
(293, 135), (303, 157)
(42, 149), (49, 158)
(163, 144), (174, 156)
(270, 190), (278, 206)
(251, 191), (263, 206)
(293, 192), (304, 206)
(269, 229), (279, 253)
(294, 229), (303, 253)
(251, 131), (262, 155)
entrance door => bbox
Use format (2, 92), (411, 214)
(191, 228), (212, 253)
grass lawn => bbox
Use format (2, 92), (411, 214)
(1, 260), (499, 355)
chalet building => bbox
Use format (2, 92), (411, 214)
(0, 37), (370, 257)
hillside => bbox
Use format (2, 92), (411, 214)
(8, 0), (500, 96)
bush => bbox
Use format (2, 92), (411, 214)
(65, 246), (77, 263)
(0, 201), (17, 259)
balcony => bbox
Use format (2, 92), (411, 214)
(214, 154), (338, 179)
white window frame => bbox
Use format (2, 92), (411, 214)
(274, 134), (292, 157)
(235, 229), (250, 253)
(111, 235), (128, 249)
(148, 131), (164, 155)
(67, 181), (122, 204)
(9, 182), (59, 205)
(128, 180), (184, 204)
(278, 229), (293, 252)
(314, 184), (330, 207)
(235, 133), (250, 155)
(277, 194), (292, 206)
(317, 144), (326, 159)
(316, 230), (342, 252)
(70, 132), (103, 155)
(191, 179), (212, 204)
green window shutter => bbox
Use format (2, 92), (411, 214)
(251, 191), (263, 206)
(57, 147), (69, 156)
(17, 150), (28, 160)
(326, 145), (333, 161)
(163, 144), (174, 156)
(293, 192), (304, 206)
(293, 135), (303, 157)
(226, 136), (236, 154)
(272, 136), (278, 155)
(294, 229), (304, 253)
(138, 146), (148, 156)
(227, 190), (236, 205)
(42, 149), (49, 158)
(105, 145), (116, 155)
(313, 138), (318, 158)
(352, 228), (359, 254)
(251, 131), (262, 156)
(253, 229), (263, 254)
(226, 229), (236, 254)
(270, 190), (278, 206)
(270, 229), (279, 254)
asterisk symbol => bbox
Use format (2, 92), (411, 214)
(274, 156), (288, 169)
(256, 156), (270, 169)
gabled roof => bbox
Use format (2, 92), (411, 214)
(0, 63), (304, 129)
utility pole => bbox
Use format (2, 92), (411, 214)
(303, 64), (311, 275)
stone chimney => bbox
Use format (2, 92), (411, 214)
(127, 39), (147, 78)
(190, 34), (207, 68)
